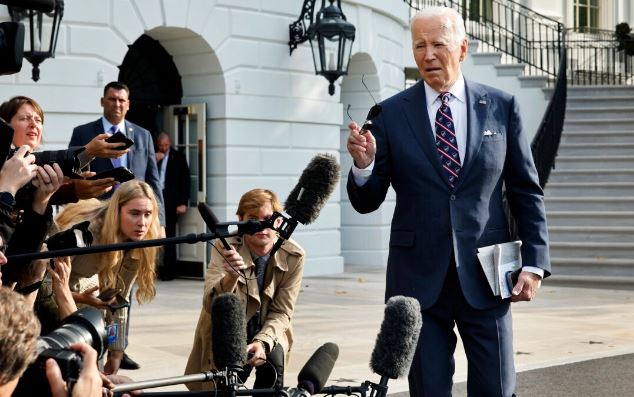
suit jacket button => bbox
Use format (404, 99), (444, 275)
(450, 195), (456, 201)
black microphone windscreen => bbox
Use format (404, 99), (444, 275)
(45, 221), (93, 251)
(3, 0), (55, 12)
(370, 296), (422, 379)
(297, 342), (339, 394)
(211, 293), (247, 369)
(285, 153), (340, 225)
(197, 202), (219, 231)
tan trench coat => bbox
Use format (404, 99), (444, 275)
(184, 235), (305, 391)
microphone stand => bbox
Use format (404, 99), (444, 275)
(111, 370), (289, 397)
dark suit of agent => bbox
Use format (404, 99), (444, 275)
(156, 132), (191, 280)
(346, 7), (550, 397)
(69, 81), (166, 226)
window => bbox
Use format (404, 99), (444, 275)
(574, 0), (600, 32)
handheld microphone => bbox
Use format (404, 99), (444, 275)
(288, 342), (339, 396)
(369, 296), (422, 397)
(211, 293), (247, 372)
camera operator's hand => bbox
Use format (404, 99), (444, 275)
(101, 373), (143, 396)
(48, 256), (78, 320)
(74, 171), (116, 199)
(0, 145), (37, 196)
(104, 350), (124, 375)
(72, 285), (116, 310)
(46, 343), (103, 397)
(246, 341), (267, 367)
(31, 163), (64, 214)
(85, 133), (129, 158)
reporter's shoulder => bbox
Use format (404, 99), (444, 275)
(281, 238), (305, 257)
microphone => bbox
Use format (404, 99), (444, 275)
(369, 296), (422, 397)
(197, 202), (231, 250)
(285, 153), (340, 225)
(211, 293), (247, 372)
(1, 0), (56, 12)
(288, 342), (339, 397)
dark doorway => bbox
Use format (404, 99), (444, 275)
(118, 34), (183, 138)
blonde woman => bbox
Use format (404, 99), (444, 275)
(54, 180), (160, 374)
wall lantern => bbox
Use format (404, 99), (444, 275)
(8, 0), (64, 82)
(289, 0), (356, 95)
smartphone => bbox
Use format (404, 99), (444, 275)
(97, 288), (121, 301)
(88, 167), (134, 183)
(505, 269), (521, 289)
(106, 131), (134, 150)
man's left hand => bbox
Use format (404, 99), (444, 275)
(511, 271), (541, 302)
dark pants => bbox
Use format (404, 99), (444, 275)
(239, 343), (284, 389)
(408, 264), (516, 397)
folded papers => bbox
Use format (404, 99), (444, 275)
(477, 240), (522, 299)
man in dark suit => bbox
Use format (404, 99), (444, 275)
(69, 81), (166, 371)
(69, 81), (166, 227)
(346, 7), (550, 397)
(155, 132), (190, 280)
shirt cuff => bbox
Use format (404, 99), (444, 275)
(351, 160), (374, 186)
(522, 266), (544, 279)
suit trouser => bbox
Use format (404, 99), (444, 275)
(408, 264), (516, 397)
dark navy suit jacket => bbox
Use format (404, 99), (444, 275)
(69, 119), (166, 225)
(347, 79), (550, 310)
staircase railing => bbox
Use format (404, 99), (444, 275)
(405, 0), (564, 81)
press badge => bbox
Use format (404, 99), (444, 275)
(106, 324), (119, 346)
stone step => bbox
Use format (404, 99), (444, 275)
(548, 226), (634, 242)
(563, 118), (634, 132)
(567, 85), (634, 97)
(566, 107), (634, 119)
(550, 242), (634, 261)
(561, 131), (634, 144)
(547, 211), (634, 226)
(557, 143), (634, 156)
(554, 155), (634, 170)
(549, 169), (634, 182)
(545, 182), (634, 196)
(546, 274), (634, 290)
(550, 257), (634, 278)
(544, 196), (634, 211)
(568, 96), (634, 108)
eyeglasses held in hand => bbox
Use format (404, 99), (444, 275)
(346, 74), (382, 135)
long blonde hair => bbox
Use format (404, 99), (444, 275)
(55, 180), (160, 303)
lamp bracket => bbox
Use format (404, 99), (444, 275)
(288, 0), (318, 54)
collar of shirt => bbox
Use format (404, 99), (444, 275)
(101, 117), (126, 135)
(423, 73), (467, 164)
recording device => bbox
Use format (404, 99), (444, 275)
(88, 166), (135, 183)
(106, 130), (134, 150)
(7, 146), (84, 178)
(211, 293), (247, 383)
(96, 287), (121, 301)
(45, 220), (93, 251)
(13, 307), (107, 397)
(369, 296), (422, 397)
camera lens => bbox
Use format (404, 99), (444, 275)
(38, 307), (107, 358)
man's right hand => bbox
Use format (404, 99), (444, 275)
(74, 171), (117, 199)
(346, 121), (376, 169)
(85, 133), (129, 158)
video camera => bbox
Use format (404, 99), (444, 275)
(12, 307), (107, 397)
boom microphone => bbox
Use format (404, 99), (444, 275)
(369, 296), (422, 397)
(197, 202), (231, 250)
(285, 153), (340, 225)
(211, 293), (247, 371)
(287, 342), (339, 396)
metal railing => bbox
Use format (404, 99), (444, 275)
(405, 0), (564, 81)
(566, 28), (634, 85)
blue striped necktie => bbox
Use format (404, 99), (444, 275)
(434, 92), (461, 188)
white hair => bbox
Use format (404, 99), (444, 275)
(410, 6), (466, 46)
